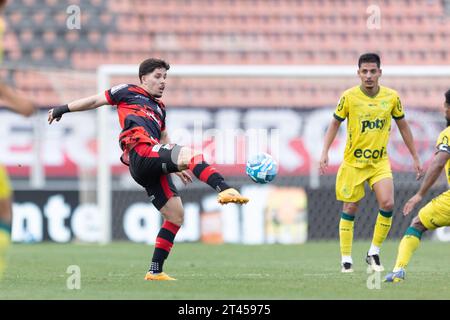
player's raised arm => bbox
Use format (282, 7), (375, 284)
(48, 92), (109, 124)
(395, 117), (424, 180)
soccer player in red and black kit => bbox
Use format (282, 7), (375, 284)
(48, 58), (249, 281)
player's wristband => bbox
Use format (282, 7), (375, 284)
(52, 104), (70, 118)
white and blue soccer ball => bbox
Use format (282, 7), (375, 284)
(245, 152), (278, 184)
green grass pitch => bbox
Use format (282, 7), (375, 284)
(1, 240), (449, 299)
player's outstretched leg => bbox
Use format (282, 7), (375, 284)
(179, 148), (249, 205)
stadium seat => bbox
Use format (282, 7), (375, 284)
(1, 0), (449, 109)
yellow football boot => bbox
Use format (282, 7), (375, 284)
(217, 188), (249, 205)
(144, 272), (177, 281)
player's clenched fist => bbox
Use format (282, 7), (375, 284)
(48, 104), (70, 124)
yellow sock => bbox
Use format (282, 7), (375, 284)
(371, 209), (392, 247)
(339, 212), (354, 257)
(393, 227), (422, 271)
(0, 222), (11, 280)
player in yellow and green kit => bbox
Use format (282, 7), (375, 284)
(320, 53), (423, 273)
(0, 0), (35, 280)
(385, 89), (450, 282)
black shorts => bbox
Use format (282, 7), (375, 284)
(129, 143), (182, 210)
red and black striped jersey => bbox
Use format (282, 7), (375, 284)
(105, 83), (167, 165)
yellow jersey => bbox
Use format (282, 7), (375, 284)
(436, 126), (450, 185)
(334, 85), (405, 168)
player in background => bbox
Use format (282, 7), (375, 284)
(48, 58), (249, 281)
(0, 0), (35, 280)
(320, 53), (423, 273)
(385, 89), (450, 282)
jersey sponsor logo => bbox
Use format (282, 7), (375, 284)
(134, 94), (150, 102)
(380, 101), (389, 109)
(152, 144), (162, 152)
(353, 147), (385, 159)
(361, 118), (386, 133)
(161, 144), (174, 150)
(150, 143), (173, 153)
(341, 186), (352, 199)
(110, 83), (128, 94)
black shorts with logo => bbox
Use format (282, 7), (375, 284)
(128, 143), (182, 210)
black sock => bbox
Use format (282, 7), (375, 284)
(148, 220), (180, 273)
(188, 154), (230, 192)
(149, 249), (168, 273)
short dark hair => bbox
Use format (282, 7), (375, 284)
(139, 58), (170, 82)
(445, 89), (450, 105)
(358, 53), (381, 68)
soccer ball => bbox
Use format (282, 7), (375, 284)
(245, 152), (278, 184)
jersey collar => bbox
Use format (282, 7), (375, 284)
(359, 85), (380, 99)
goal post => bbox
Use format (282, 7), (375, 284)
(97, 64), (450, 244)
